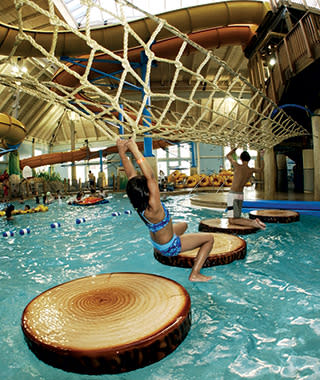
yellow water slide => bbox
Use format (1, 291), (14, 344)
(0, 113), (26, 150)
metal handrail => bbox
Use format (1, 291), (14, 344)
(188, 177), (206, 196)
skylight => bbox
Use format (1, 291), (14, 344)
(59, 0), (214, 28)
(59, 0), (320, 29)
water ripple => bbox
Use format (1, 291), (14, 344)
(1, 197), (320, 380)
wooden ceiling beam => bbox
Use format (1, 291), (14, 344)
(79, 117), (88, 140)
(0, 87), (15, 111)
(27, 104), (61, 137)
(22, 101), (51, 133)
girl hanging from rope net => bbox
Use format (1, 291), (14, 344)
(117, 136), (214, 282)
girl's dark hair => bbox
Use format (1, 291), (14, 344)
(240, 151), (251, 162)
(126, 175), (149, 213)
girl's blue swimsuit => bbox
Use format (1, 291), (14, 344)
(140, 202), (181, 257)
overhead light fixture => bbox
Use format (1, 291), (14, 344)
(11, 65), (19, 74)
(269, 57), (276, 66)
(70, 111), (79, 121)
(11, 64), (28, 75)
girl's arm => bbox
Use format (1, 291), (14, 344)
(127, 139), (154, 180)
(116, 138), (137, 179)
(127, 138), (160, 206)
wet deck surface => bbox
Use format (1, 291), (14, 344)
(189, 188), (315, 210)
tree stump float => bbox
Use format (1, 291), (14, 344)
(199, 218), (259, 235)
(154, 233), (246, 267)
(249, 209), (300, 223)
(21, 272), (191, 375)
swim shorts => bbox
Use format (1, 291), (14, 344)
(226, 191), (244, 218)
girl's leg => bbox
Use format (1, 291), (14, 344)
(180, 233), (214, 282)
(173, 222), (188, 236)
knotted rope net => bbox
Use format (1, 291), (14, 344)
(0, 0), (309, 149)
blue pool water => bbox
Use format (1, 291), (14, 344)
(1, 194), (320, 380)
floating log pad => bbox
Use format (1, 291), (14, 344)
(199, 218), (259, 235)
(154, 233), (246, 267)
(21, 273), (191, 375)
(249, 209), (300, 223)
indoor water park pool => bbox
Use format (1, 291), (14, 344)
(1, 194), (320, 380)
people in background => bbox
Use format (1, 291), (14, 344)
(55, 189), (63, 204)
(5, 204), (15, 221)
(158, 170), (167, 191)
(45, 191), (54, 204)
(68, 191), (84, 205)
(88, 170), (96, 191)
(35, 191), (40, 204)
(97, 188), (106, 199)
(75, 191), (84, 202)
(3, 178), (9, 202)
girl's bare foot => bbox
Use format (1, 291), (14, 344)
(189, 273), (212, 282)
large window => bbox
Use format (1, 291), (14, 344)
(66, 162), (103, 185)
(156, 143), (191, 176)
(34, 149), (49, 174)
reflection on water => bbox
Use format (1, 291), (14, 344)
(0, 195), (320, 379)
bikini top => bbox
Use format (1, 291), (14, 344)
(139, 202), (171, 233)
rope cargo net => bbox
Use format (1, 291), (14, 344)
(0, 0), (309, 149)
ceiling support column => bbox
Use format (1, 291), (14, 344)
(312, 110), (320, 200)
(264, 147), (276, 199)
